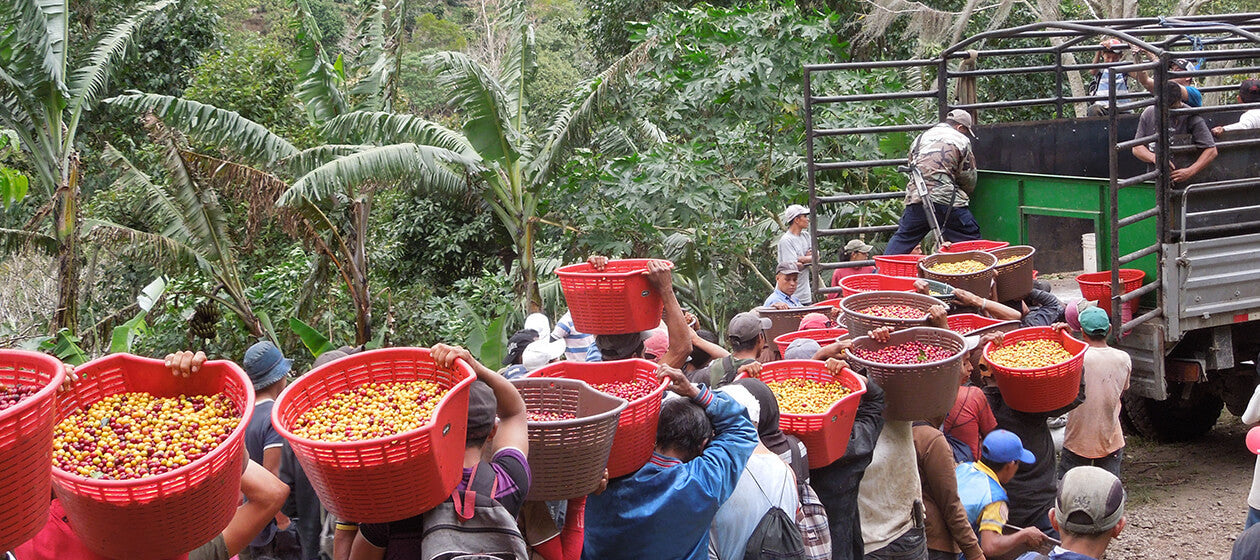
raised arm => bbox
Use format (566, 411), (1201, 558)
(222, 459), (290, 556)
(659, 365), (757, 503)
(646, 260), (694, 369)
(432, 343), (528, 455)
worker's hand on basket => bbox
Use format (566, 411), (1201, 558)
(952, 288), (981, 308)
(814, 339), (852, 360)
(736, 361), (762, 379)
(431, 343), (476, 370)
(824, 358), (850, 377)
(979, 331), (1004, 348)
(657, 364), (699, 400)
(1050, 322), (1071, 333)
(913, 279), (931, 295)
(867, 327), (894, 343)
(643, 259), (673, 293)
(927, 305), (949, 329)
(771, 302), (790, 310)
(594, 468), (610, 495)
(587, 255), (609, 271)
(58, 363), (78, 393)
(164, 350), (207, 378)
(827, 305), (842, 321)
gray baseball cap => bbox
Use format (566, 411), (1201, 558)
(728, 312), (771, 345)
(946, 109), (977, 139)
(1054, 466), (1126, 535)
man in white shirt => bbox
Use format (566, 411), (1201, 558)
(1213, 79), (1260, 136)
(778, 204), (814, 304)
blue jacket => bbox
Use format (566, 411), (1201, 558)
(582, 386), (758, 560)
(956, 461), (1007, 532)
(764, 289), (801, 308)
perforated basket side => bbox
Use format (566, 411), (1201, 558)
(919, 251), (997, 296)
(984, 327), (1088, 413)
(757, 361), (867, 469)
(0, 350), (66, 552)
(513, 378), (627, 501)
(839, 291), (937, 334)
(272, 348), (475, 523)
(556, 259), (674, 334)
(50, 354), (253, 560)
(992, 246), (1036, 302)
(844, 327), (965, 421)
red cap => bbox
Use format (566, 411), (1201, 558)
(798, 312), (830, 331)
(644, 331), (669, 360)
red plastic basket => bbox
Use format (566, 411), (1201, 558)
(1076, 269), (1146, 315)
(839, 273), (919, 298)
(51, 353), (253, 560)
(874, 254), (925, 277)
(752, 361), (867, 469)
(773, 328), (850, 356)
(815, 298), (843, 309)
(946, 313), (1020, 336)
(273, 348), (476, 523)
(0, 350), (65, 552)
(556, 259), (675, 335)
(528, 359), (667, 478)
(984, 327), (1088, 413)
(942, 240), (1010, 253)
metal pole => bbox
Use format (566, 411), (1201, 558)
(1107, 65), (1122, 338)
(1055, 47), (1065, 119)
(803, 68), (822, 299)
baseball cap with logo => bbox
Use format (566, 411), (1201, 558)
(1171, 58), (1197, 72)
(503, 329), (540, 366)
(1054, 466), (1126, 535)
(980, 429), (1036, 464)
(1078, 306), (1111, 336)
(728, 312), (772, 345)
(1240, 79), (1260, 103)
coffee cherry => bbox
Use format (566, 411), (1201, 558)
(765, 378), (854, 415)
(291, 381), (446, 442)
(52, 392), (239, 480)
(857, 304), (927, 320)
(527, 411), (577, 422)
(853, 341), (952, 364)
(0, 384), (36, 412)
(928, 260), (988, 274)
(996, 255), (1023, 266)
(592, 379), (657, 402)
(987, 339), (1072, 369)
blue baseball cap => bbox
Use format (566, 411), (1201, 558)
(981, 429), (1036, 464)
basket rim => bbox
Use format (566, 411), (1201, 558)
(556, 258), (675, 279)
(942, 240), (1010, 253)
(525, 358), (670, 406)
(842, 327), (967, 371)
(839, 291), (939, 321)
(50, 353), (255, 489)
(0, 349), (66, 427)
(510, 377), (629, 428)
(757, 361), (868, 420)
(874, 254), (925, 263)
(755, 304), (832, 317)
(272, 347), (477, 449)
(982, 326), (1089, 374)
(992, 245), (1036, 267)
(918, 251), (998, 277)
(774, 328), (851, 346)
(1076, 269), (1146, 286)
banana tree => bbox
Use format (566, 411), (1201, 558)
(86, 139), (269, 340)
(0, 0), (175, 334)
(296, 3), (654, 312)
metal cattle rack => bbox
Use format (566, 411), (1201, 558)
(804, 14), (1260, 339)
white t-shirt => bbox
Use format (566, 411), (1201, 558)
(858, 420), (921, 553)
(777, 230), (812, 304)
(707, 452), (800, 560)
(1224, 108), (1260, 132)
(1242, 383), (1260, 509)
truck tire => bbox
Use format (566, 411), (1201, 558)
(1122, 384), (1224, 442)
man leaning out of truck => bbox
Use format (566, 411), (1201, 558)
(1131, 82), (1217, 185)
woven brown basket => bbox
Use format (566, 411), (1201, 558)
(756, 305), (832, 350)
(511, 378), (627, 501)
(918, 251), (998, 296)
(991, 246), (1036, 303)
(843, 327), (965, 421)
(838, 291), (938, 335)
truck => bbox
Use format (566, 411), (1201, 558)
(804, 14), (1260, 440)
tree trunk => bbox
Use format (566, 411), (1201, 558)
(521, 218), (541, 313)
(351, 197), (372, 345)
(52, 157), (81, 334)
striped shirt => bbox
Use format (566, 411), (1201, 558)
(553, 312), (601, 362)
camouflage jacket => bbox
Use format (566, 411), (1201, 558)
(905, 123), (977, 208)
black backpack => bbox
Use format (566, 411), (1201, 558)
(742, 470), (807, 560)
(418, 462), (529, 560)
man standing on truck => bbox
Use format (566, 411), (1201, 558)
(885, 109), (983, 255)
(1131, 82), (1217, 185)
(1086, 39), (1135, 117)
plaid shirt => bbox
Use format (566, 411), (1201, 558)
(798, 483), (833, 560)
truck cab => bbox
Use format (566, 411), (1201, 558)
(803, 14), (1260, 440)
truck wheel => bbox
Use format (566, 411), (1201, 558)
(1122, 384), (1224, 442)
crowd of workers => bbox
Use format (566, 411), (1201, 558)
(10, 39), (1260, 560)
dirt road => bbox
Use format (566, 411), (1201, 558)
(1106, 413), (1253, 559)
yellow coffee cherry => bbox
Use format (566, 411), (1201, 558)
(928, 260), (988, 274)
(292, 381), (447, 442)
(987, 339), (1072, 369)
(765, 378), (854, 415)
